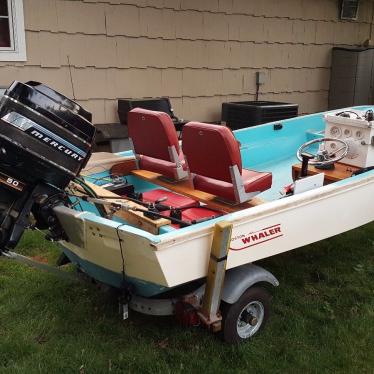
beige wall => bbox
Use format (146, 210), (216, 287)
(1, 0), (374, 123)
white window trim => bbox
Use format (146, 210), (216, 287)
(0, 0), (26, 61)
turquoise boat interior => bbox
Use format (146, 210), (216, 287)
(77, 106), (373, 227)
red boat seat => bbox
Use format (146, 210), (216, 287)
(180, 207), (222, 223)
(128, 108), (188, 181)
(182, 122), (272, 204)
(161, 207), (223, 228)
(142, 189), (198, 209)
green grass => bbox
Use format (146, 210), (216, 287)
(0, 224), (373, 373)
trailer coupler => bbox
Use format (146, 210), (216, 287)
(1, 250), (78, 282)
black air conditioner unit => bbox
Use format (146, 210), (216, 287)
(340, 0), (359, 21)
(221, 101), (298, 130)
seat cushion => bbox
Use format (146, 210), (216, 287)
(193, 169), (272, 202)
(139, 155), (185, 180)
(161, 207), (222, 228)
(180, 207), (222, 223)
(142, 189), (198, 209)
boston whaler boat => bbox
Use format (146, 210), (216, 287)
(0, 81), (373, 343)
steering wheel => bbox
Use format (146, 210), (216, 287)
(296, 137), (349, 167)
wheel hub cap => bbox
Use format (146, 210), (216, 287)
(236, 301), (264, 339)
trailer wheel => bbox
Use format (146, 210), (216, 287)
(221, 286), (270, 344)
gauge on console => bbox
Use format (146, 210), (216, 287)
(355, 130), (364, 140)
(329, 126), (341, 138)
(329, 142), (337, 150)
(343, 128), (352, 138)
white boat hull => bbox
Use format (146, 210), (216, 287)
(57, 172), (374, 288)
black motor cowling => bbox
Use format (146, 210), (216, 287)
(0, 81), (96, 249)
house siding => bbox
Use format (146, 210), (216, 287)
(1, 0), (373, 123)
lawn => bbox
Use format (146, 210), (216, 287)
(0, 224), (373, 373)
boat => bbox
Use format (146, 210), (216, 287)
(1, 81), (373, 343)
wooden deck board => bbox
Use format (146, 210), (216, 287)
(292, 162), (359, 184)
(131, 169), (266, 213)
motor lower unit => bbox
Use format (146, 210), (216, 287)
(0, 81), (96, 250)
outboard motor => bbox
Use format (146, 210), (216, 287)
(0, 81), (95, 250)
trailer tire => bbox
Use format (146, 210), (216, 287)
(221, 286), (270, 344)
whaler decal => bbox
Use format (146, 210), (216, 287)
(230, 224), (283, 251)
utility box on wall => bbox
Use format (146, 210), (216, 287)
(329, 47), (374, 110)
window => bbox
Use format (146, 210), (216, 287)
(0, 0), (26, 61)
(340, 0), (359, 21)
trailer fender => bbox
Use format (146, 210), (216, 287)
(221, 264), (279, 304)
